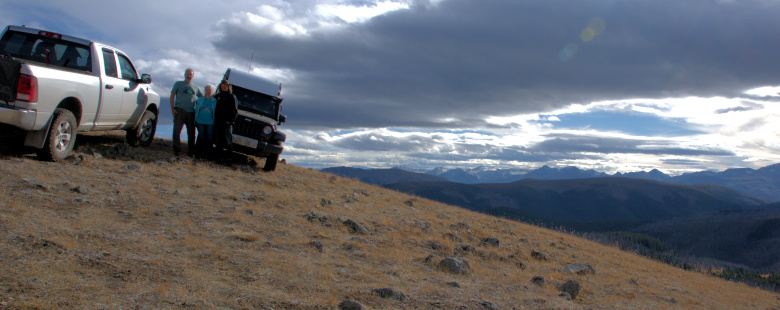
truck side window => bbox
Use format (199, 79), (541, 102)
(59, 45), (91, 71)
(101, 49), (118, 78)
(117, 53), (138, 81)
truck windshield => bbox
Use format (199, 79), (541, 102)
(231, 84), (280, 119)
(0, 30), (92, 72)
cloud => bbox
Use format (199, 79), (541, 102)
(4, 0), (780, 174)
(200, 0), (780, 131)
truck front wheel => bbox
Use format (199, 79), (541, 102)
(38, 108), (77, 161)
(126, 110), (157, 147)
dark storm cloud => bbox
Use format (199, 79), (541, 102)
(211, 0), (780, 130)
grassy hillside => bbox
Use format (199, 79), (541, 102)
(0, 132), (778, 309)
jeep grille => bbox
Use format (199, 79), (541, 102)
(233, 115), (271, 139)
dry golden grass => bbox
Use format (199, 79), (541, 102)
(0, 131), (778, 309)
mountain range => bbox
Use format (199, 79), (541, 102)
(322, 163), (780, 202)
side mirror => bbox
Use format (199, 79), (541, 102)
(140, 74), (152, 84)
(278, 114), (286, 124)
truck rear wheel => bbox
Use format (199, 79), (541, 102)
(38, 108), (77, 161)
(126, 110), (157, 147)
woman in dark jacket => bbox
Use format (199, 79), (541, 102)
(213, 79), (238, 164)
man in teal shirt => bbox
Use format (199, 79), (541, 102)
(170, 68), (203, 156)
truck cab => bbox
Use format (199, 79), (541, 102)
(222, 68), (286, 171)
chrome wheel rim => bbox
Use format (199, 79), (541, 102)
(54, 121), (72, 152)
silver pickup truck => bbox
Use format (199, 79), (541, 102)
(0, 25), (159, 160)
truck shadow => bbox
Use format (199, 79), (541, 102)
(0, 130), (260, 168)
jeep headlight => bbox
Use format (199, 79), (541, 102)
(263, 126), (273, 135)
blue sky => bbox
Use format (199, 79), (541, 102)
(3, 0), (780, 175)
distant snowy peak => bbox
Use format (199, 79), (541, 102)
(616, 169), (672, 182)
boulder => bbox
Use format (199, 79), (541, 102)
(372, 288), (409, 301)
(558, 279), (580, 300)
(480, 238), (500, 247)
(339, 300), (365, 310)
(439, 257), (471, 275)
(562, 263), (595, 275)
(343, 219), (369, 234)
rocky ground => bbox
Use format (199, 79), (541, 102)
(0, 131), (778, 309)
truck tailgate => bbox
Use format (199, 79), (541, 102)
(0, 57), (21, 103)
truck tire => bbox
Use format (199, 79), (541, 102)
(126, 110), (157, 147)
(38, 108), (77, 161)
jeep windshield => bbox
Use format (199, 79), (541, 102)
(231, 84), (280, 119)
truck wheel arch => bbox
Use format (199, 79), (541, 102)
(56, 97), (83, 126)
(23, 97), (83, 150)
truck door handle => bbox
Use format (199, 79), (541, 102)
(105, 85), (114, 89)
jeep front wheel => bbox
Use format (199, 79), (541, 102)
(262, 141), (282, 172)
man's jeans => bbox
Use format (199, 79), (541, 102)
(172, 108), (195, 155)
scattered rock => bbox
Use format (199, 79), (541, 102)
(372, 288), (409, 301)
(239, 166), (255, 174)
(427, 241), (444, 251)
(446, 281), (461, 288)
(531, 276), (545, 286)
(124, 164), (141, 171)
(439, 257), (470, 275)
(320, 198), (332, 207)
(480, 301), (500, 310)
(304, 212), (341, 227)
(443, 233), (463, 243)
(558, 279), (580, 300)
(454, 245), (475, 255)
(531, 250), (547, 261)
(22, 178), (52, 191)
(343, 193), (358, 203)
(308, 240), (324, 252)
(305, 212), (324, 222)
(343, 219), (369, 234)
(527, 298), (546, 305)
(338, 300), (365, 310)
(404, 199), (415, 207)
(450, 222), (471, 231)
(242, 193), (264, 201)
(71, 185), (89, 194)
(480, 238), (500, 247)
(562, 263), (595, 275)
